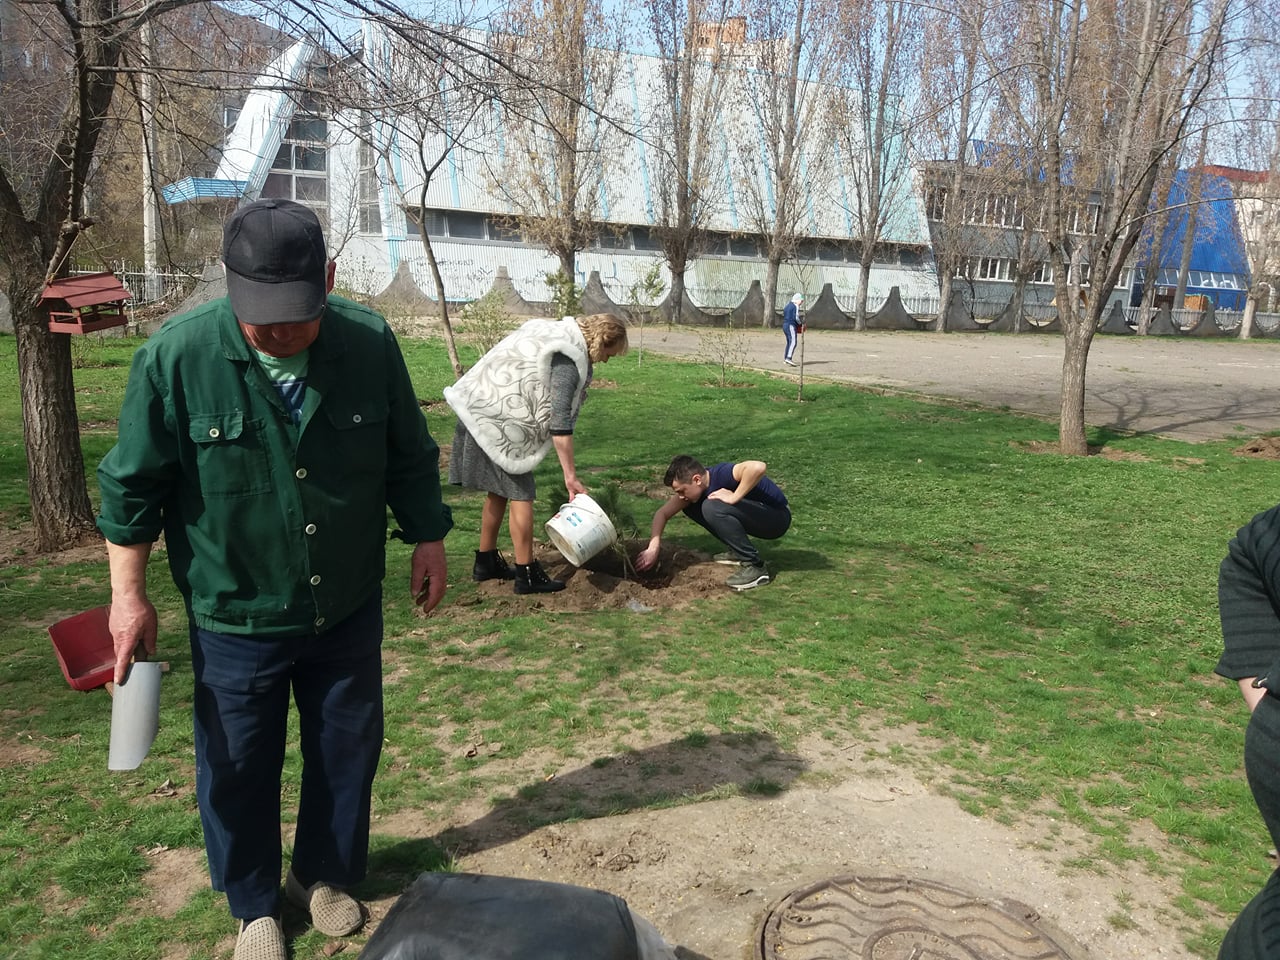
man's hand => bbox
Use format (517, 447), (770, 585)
(109, 595), (158, 685)
(635, 545), (659, 571)
(565, 475), (588, 499)
(411, 540), (448, 614)
(707, 488), (736, 503)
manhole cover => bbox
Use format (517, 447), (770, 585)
(757, 875), (1078, 959)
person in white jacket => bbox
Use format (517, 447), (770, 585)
(444, 313), (628, 594)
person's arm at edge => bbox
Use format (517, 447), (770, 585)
(410, 540), (448, 613)
(1240, 678), (1267, 712)
(380, 325), (453, 608)
(636, 496), (685, 570)
(1217, 509), (1280, 715)
(552, 434), (587, 498)
(106, 540), (158, 684)
(709, 460), (767, 504)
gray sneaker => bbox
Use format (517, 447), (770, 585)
(712, 552), (742, 565)
(726, 563), (770, 591)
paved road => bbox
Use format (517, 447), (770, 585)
(636, 327), (1280, 442)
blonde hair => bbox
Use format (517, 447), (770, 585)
(576, 313), (629, 363)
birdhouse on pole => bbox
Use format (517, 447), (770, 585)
(41, 272), (132, 334)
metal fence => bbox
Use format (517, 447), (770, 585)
(902, 294), (941, 317)
(1255, 312), (1280, 334)
(684, 288), (740, 313)
(73, 261), (203, 307)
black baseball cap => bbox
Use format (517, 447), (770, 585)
(222, 198), (328, 326)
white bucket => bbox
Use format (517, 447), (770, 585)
(545, 494), (618, 566)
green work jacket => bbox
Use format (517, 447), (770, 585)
(97, 295), (452, 636)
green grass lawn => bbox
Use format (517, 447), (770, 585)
(0, 330), (1273, 958)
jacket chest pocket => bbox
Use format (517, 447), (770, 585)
(321, 400), (389, 476)
(189, 412), (272, 497)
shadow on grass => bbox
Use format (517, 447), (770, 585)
(386, 731), (807, 866)
(762, 547), (834, 573)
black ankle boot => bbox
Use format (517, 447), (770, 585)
(514, 560), (565, 594)
(473, 549), (515, 582)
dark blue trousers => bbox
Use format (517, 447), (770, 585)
(684, 497), (791, 566)
(190, 592), (384, 920)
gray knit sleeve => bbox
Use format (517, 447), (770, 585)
(548, 353), (582, 435)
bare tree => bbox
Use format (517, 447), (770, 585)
(487, 0), (626, 282)
(731, 0), (843, 326)
(990, 0), (1233, 455)
(916, 0), (990, 331)
(330, 18), (503, 378)
(832, 0), (919, 330)
(1224, 8), (1280, 338)
(0, 0), (208, 552)
(642, 0), (733, 324)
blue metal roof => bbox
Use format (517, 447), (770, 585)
(1154, 170), (1249, 275)
(162, 177), (249, 204)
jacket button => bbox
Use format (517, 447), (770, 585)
(310, 574), (322, 585)
(352, 414), (362, 424)
(314, 616), (325, 628)
(209, 427), (220, 438)
(304, 524), (317, 535)
(295, 467), (308, 479)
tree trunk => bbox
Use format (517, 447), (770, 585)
(669, 267), (686, 326)
(935, 271), (953, 332)
(855, 259), (872, 332)
(12, 287), (98, 552)
(1058, 313), (1095, 455)
(1240, 294), (1257, 340)
(763, 258), (780, 329)
(420, 233), (463, 379)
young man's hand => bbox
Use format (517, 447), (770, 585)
(635, 545), (659, 571)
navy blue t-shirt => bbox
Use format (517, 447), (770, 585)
(689, 462), (789, 512)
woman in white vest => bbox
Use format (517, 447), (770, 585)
(443, 313), (629, 594)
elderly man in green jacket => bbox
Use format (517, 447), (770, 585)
(97, 199), (451, 960)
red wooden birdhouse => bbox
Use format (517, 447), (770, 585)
(41, 271), (131, 334)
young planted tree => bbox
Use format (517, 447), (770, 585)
(487, 0), (626, 282)
(990, 0), (1233, 455)
(731, 0), (843, 326)
(641, 0), (733, 324)
(832, 0), (920, 331)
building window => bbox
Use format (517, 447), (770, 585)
(448, 211), (485, 239)
(926, 186), (947, 221)
(632, 227), (663, 251)
(357, 141), (381, 235)
(729, 235), (759, 257)
(490, 219), (522, 242)
(262, 109), (328, 222)
(1031, 261), (1053, 284)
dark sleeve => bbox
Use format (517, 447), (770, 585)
(1217, 505), (1280, 682)
(96, 346), (178, 545)
(548, 353), (582, 436)
(383, 327), (453, 543)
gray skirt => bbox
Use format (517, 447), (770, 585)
(448, 423), (536, 501)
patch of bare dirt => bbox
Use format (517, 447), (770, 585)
(1013, 440), (1153, 462)
(137, 846), (206, 919)
(359, 730), (1206, 960)
(0, 521), (103, 567)
(0, 734), (52, 767)
(1235, 436), (1280, 460)
(462, 541), (730, 614)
